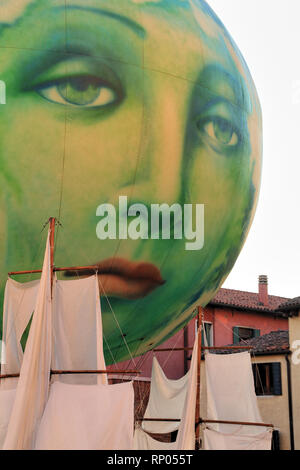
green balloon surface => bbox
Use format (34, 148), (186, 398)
(0, 0), (262, 362)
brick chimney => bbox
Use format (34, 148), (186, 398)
(258, 275), (269, 306)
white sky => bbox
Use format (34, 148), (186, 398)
(207, 0), (300, 299)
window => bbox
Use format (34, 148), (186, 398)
(202, 322), (213, 347)
(233, 326), (260, 344)
(252, 362), (282, 396)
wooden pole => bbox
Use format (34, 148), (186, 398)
(153, 346), (253, 352)
(9, 265), (118, 276)
(136, 418), (181, 422)
(8, 266), (99, 276)
(51, 369), (140, 375)
(0, 369), (140, 379)
(136, 417), (273, 428)
(196, 306), (203, 449)
(8, 269), (44, 275)
(49, 217), (56, 296)
(198, 418), (274, 428)
(0, 373), (20, 379)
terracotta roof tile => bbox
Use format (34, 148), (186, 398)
(278, 297), (300, 312)
(209, 288), (290, 313)
(209, 330), (289, 355)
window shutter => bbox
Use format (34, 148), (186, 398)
(272, 430), (280, 450)
(272, 363), (282, 395)
(252, 364), (259, 394)
(254, 329), (260, 338)
(233, 327), (240, 344)
(201, 329), (205, 346)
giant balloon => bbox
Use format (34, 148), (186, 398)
(0, 0), (262, 362)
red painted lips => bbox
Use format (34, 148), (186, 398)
(65, 257), (165, 299)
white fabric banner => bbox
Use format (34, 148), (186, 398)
(51, 275), (107, 385)
(203, 427), (272, 450)
(136, 333), (198, 450)
(134, 427), (178, 451)
(1, 278), (40, 379)
(205, 351), (265, 435)
(0, 278), (40, 447)
(142, 357), (189, 433)
(3, 231), (52, 450)
(0, 229), (132, 449)
(35, 381), (134, 450)
(0, 389), (16, 449)
(175, 331), (198, 450)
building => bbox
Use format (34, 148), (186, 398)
(198, 330), (292, 450)
(279, 296), (300, 450)
(204, 274), (289, 347)
(113, 276), (300, 450)
(118, 275), (289, 379)
(114, 275), (300, 450)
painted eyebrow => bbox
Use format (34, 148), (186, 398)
(53, 5), (146, 39)
(200, 64), (250, 112)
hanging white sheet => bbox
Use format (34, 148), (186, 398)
(135, 332), (198, 450)
(3, 231), (52, 450)
(203, 427), (272, 450)
(175, 331), (198, 450)
(1, 277), (40, 380)
(0, 277), (40, 447)
(35, 273), (134, 450)
(205, 351), (265, 435)
(204, 351), (272, 450)
(0, 388), (16, 449)
(35, 381), (134, 450)
(51, 275), (107, 385)
(0, 226), (135, 449)
(134, 427), (178, 451)
(142, 357), (189, 434)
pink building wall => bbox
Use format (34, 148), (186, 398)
(115, 327), (188, 380)
(115, 305), (288, 380)
(209, 306), (288, 346)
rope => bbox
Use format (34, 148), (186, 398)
(97, 275), (137, 369)
(53, 0), (68, 258)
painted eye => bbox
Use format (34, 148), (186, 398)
(37, 76), (117, 108)
(202, 117), (239, 147)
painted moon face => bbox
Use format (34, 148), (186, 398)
(0, 0), (262, 362)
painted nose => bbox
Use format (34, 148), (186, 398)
(127, 74), (189, 205)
